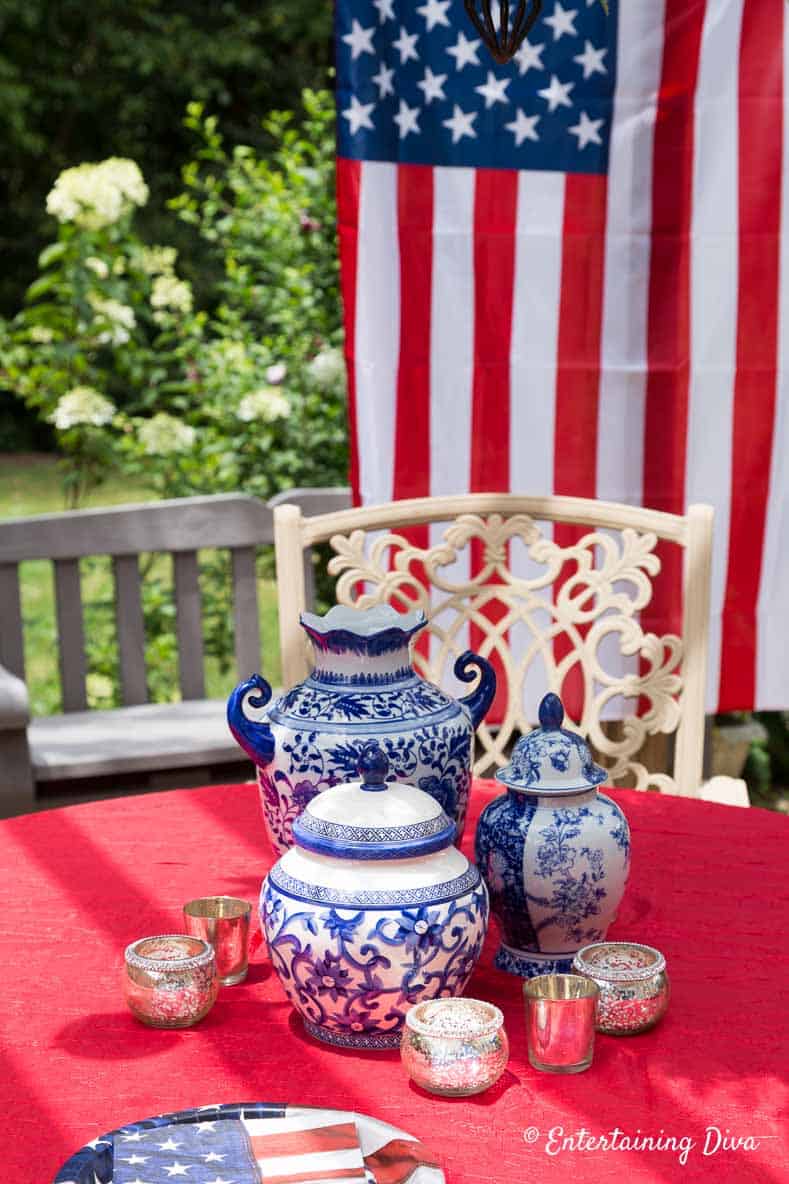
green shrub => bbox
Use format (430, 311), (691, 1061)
(0, 89), (346, 707)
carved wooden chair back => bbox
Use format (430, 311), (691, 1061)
(273, 494), (714, 796)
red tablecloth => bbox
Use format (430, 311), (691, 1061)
(1, 780), (788, 1184)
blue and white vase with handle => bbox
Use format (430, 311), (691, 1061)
(261, 741), (489, 1050)
(227, 604), (496, 855)
(475, 693), (631, 978)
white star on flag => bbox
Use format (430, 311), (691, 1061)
(372, 62), (395, 97)
(418, 66), (447, 104)
(394, 99), (421, 138)
(544, 2), (578, 40)
(393, 25), (419, 63)
(569, 109), (604, 147)
(121, 1133), (145, 1143)
(505, 109), (540, 145)
(538, 74), (575, 111)
(573, 40), (607, 78)
(342, 19), (376, 59)
(343, 95), (375, 134)
(475, 71), (511, 108)
(447, 31), (481, 70)
(121, 1155), (150, 1166)
(443, 104), (478, 143)
(417, 0), (451, 30)
(514, 40), (545, 75)
(373, 0), (395, 20)
(163, 1164), (191, 1178)
(195, 1123), (217, 1133)
(158, 1139), (182, 1152)
(203, 1152), (226, 1163)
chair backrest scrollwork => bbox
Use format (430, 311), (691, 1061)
(273, 495), (714, 796)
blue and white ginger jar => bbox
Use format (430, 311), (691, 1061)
(261, 742), (490, 1050)
(475, 693), (631, 978)
(227, 604), (496, 854)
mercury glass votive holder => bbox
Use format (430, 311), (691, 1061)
(523, 974), (599, 1074)
(401, 998), (509, 1097)
(124, 934), (218, 1028)
(572, 941), (670, 1035)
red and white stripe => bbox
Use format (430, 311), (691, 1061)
(244, 1113), (366, 1183)
(338, 0), (789, 713)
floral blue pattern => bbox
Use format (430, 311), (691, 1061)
(227, 609), (495, 855)
(262, 878), (489, 1048)
(475, 693), (631, 978)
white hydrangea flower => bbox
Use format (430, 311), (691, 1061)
(151, 274), (193, 315)
(138, 412), (196, 455)
(85, 256), (109, 278)
(29, 326), (54, 344)
(140, 246), (177, 275)
(237, 387), (291, 423)
(307, 346), (345, 389)
(89, 295), (136, 346)
(208, 340), (250, 371)
(46, 158), (149, 229)
(265, 362), (287, 385)
(51, 387), (116, 431)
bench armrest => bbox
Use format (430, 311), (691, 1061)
(0, 664), (30, 730)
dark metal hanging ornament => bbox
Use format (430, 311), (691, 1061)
(463, 0), (542, 65)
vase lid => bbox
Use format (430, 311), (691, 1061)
(292, 741), (457, 860)
(495, 693), (608, 795)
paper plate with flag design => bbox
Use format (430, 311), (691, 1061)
(53, 1100), (445, 1184)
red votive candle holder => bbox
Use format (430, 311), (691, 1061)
(124, 934), (218, 1028)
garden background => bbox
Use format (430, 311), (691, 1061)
(0, 1), (785, 807)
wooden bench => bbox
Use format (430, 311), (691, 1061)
(0, 487), (351, 816)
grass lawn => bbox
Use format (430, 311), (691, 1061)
(1, 453), (280, 716)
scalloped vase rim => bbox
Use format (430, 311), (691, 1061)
(300, 604), (427, 638)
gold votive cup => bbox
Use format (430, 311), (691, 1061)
(124, 934), (218, 1028)
(523, 973), (599, 1074)
(401, 998), (509, 1097)
(183, 896), (252, 985)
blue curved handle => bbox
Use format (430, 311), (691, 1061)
(226, 674), (275, 768)
(454, 650), (497, 730)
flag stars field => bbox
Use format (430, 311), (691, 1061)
(336, 0), (613, 170)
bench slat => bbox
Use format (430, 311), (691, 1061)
(54, 559), (87, 712)
(0, 563), (25, 679)
(113, 554), (147, 705)
(174, 551), (205, 699)
(231, 546), (261, 677)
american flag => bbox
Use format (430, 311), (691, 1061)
(335, 0), (789, 714)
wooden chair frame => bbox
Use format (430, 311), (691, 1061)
(274, 494), (715, 797)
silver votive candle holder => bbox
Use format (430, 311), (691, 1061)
(572, 941), (670, 1035)
(183, 896), (252, 985)
(523, 974), (599, 1074)
(124, 935), (218, 1028)
(401, 998), (509, 1097)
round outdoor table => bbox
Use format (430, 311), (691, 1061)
(1, 780), (787, 1184)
